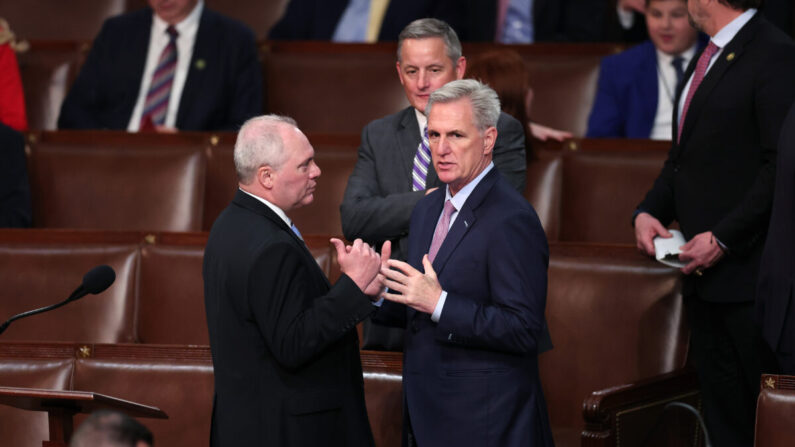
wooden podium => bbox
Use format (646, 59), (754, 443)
(0, 386), (168, 447)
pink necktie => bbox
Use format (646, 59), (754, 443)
(677, 41), (720, 142)
(428, 200), (456, 262)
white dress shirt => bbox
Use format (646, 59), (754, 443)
(127, 0), (204, 131)
(650, 44), (697, 140)
(430, 162), (495, 322)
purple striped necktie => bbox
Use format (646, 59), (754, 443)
(428, 200), (456, 263)
(140, 25), (179, 128)
(411, 126), (431, 191)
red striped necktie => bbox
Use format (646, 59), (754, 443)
(140, 25), (178, 128)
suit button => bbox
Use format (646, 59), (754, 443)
(411, 321), (419, 332)
(673, 164), (680, 173)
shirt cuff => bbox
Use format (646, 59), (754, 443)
(430, 290), (447, 322)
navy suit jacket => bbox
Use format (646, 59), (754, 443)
(58, 7), (261, 131)
(0, 123), (31, 228)
(587, 38), (707, 138)
(377, 168), (553, 446)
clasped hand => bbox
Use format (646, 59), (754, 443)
(381, 255), (442, 314)
(330, 238), (391, 297)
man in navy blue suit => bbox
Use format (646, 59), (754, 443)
(58, 0), (261, 132)
(377, 79), (553, 446)
(587, 0), (703, 139)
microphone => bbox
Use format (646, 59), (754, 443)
(0, 265), (116, 336)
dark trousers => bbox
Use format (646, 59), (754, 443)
(686, 297), (777, 447)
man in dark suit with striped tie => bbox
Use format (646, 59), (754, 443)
(58, 0), (261, 132)
(340, 18), (526, 350)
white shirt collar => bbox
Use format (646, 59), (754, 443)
(444, 162), (495, 211)
(655, 42), (698, 67)
(239, 188), (293, 229)
(711, 8), (756, 49)
(414, 108), (428, 138)
(152, 0), (204, 34)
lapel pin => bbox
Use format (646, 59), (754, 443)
(195, 58), (206, 70)
(726, 52), (735, 62)
(464, 220), (469, 227)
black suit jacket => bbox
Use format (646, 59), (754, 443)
(638, 14), (795, 302)
(58, 7), (261, 131)
(269, 0), (461, 41)
(757, 103), (795, 370)
(203, 191), (375, 446)
(0, 123), (31, 228)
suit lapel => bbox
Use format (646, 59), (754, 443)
(126, 12), (153, 111)
(397, 107), (422, 188)
(679, 16), (757, 145)
(176, 8), (213, 128)
(233, 191), (330, 287)
(429, 169), (499, 275)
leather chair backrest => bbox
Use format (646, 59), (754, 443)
(0, 244), (138, 342)
(558, 144), (668, 243)
(1, 1), (125, 40)
(16, 41), (86, 130)
(263, 43), (409, 134)
(540, 244), (686, 445)
(525, 149), (563, 241)
(73, 347), (214, 447)
(363, 372), (402, 447)
(138, 244), (208, 344)
(755, 387), (795, 447)
(28, 137), (206, 231)
(0, 356), (74, 446)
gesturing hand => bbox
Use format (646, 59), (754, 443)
(381, 255), (442, 314)
(362, 241), (392, 298)
(330, 238), (381, 292)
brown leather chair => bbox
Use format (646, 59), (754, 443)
(27, 131), (206, 231)
(0, 346), (74, 447)
(557, 139), (670, 244)
(526, 148), (563, 241)
(361, 351), (403, 447)
(16, 41), (87, 130)
(755, 387), (795, 447)
(72, 344), (214, 447)
(1, 1), (125, 40)
(263, 42), (409, 134)
(0, 243), (139, 342)
(755, 374), (795, 447)
(541, 244), (690, 446)
(137, 244), (208, 344)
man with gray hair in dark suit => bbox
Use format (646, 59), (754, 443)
(340, 18), (527, 350)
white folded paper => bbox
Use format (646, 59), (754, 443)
(653, 229), (687, 268)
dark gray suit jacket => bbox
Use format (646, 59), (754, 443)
(340, 106), (526, 350)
